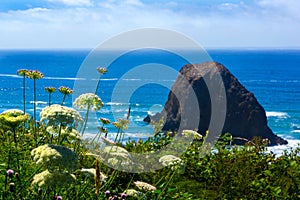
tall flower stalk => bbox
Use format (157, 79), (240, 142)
(95, 67), (107, 95)
(27, 70), (44, 139)
(45, 87), (56, 106)
(73, 93), (104, 135)
(17, 69), (29, 113)
(112, 118), (129, 143)
(58, 86), (73, 105)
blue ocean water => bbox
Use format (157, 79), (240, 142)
(0, 49), (300, 152)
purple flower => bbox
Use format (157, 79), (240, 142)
(105, 190), (110, 197)
(121, 193), (127, 199)
(56, 196), (62, 200)
(7, 169), (14, 177)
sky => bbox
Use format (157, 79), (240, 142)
(0, 0), (299, 49)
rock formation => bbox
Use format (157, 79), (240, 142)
(144, 62), (287, 145)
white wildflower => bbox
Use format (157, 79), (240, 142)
(124, 189), (147, 200)
(31, 144), (78, 172)
(159, 155), (185, 172)
(40, 104), (83, 128)
(32, 170), (76, 188)
(134, 181), (156, 192)
(73, 93), (104, 111)
(81, 168), (107, 182)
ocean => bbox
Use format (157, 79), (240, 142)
(0, 49), (300, 153)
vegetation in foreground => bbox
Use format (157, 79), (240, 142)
(0, 68), (300, 200)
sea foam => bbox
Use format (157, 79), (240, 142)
(266, 111), (289, 118)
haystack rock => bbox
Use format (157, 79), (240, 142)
(144, 62), (287, 145)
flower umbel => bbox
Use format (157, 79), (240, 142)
(31, 144), (79, 172)
(31, 170), (76, 188)
(45, 87), (56, 93)
(17, 69), (29, 77)
(124, 189), (146, 199)
(96, 67), (108, 75)
(40, 104), (83, 128)
(26, 70), (44, 80)
(134, 181), (156, 192)
(0, 109), (29, 128)
(112, 118), (129, 130)
(159, 155), (185, 172)
(100, 118), (110, 125)
(73, 93), (104, 111)
(58, 86), (73, 95)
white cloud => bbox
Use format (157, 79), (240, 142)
(255, 0), (300, 20)
(0, 0), (299, 48)
(48, 0), (93, 6)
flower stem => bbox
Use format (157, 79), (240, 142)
(61, 94), (66, 105)
(33, 79), (37, 142)
(81, 104), (90, 136)
(23, 75), (26, 113)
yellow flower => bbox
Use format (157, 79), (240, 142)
(45, 87), (56, 93)
(26, 70), (44, 80)
(58, 86), (73, 95)
(112, 118), (129, 130)
(0, 109), (29, 128)
(96, 67), (108, 75)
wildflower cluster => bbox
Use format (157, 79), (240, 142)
(159, 155), (185, 172)
(96, 67), (108, 75)
(73, 93), (104, 111)
(102, 146), (132, 167)
(31, 170), (76, 188)
(123, 189), (146, 200)
(134, 181), (156, 191)
(112, 118), (129, 130)
(45, 87), (56, 93)
(58, 86), (73, 95)
(46, 126), (81, 141)
(31, 144), (79, 172)
(40, 104), (83, 128)
(0, 109), (29, 128)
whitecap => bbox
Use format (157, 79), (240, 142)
(44, 77), (86, 81)
(266, 139), (300, 156)
(106, 102), (129, 106)
(29, 101), (48, 105)
(266, 111), (289, 118)
(0, 74), (21, 78)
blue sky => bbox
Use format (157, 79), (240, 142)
(0, 0), (299, 49)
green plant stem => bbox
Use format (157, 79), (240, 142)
(61, 94), (66, 105)
(13, 128), (20, 172)
(81, 104), (90, 136)
(157, 170), (176, 199)
(94, 74), (102, 95)
(22, 75), (26, 113)
(48, 93), (51, 106)
(33, 79), (37, 141)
